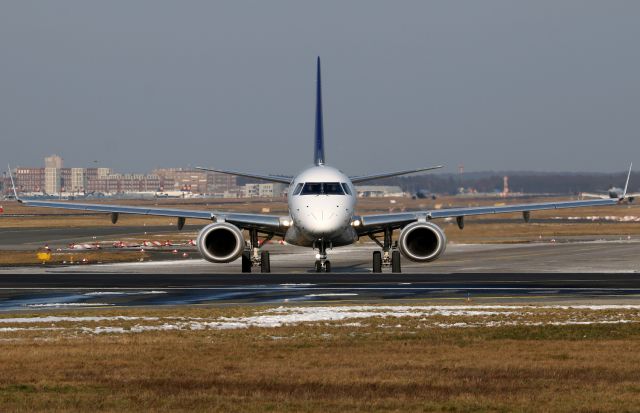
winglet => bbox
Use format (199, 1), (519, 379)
(7, 164), (21, 202)
(622, 162), (633, 199)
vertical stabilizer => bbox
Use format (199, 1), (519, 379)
(314, 57), (325, 166)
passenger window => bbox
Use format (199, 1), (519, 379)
(341, 183), (352, 195)
(293, 183), (304, 195)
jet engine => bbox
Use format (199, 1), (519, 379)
(196, 223), (245, 263)
(398, 221), (447, 262)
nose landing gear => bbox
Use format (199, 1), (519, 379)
(313, 239), (332, 272)
(370, 228), (401, 273)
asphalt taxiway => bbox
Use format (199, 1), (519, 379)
(0, 241), (639, 309)
(3, 240), (639, 274)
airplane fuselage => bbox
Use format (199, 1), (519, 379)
(285, 165), (358, 248)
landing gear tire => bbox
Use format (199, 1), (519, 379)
(325, 260), (331, 273)
(241, 251), (252, 273)
(372, 251), (382, 273)
(315, 260), (322, 273)
(391, 250), (401, 273)
(260, 251), (271, 273)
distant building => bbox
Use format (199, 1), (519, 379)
(70, 168), (86, 193)
(0, 173), (8, 195)
(11, 157), (238, 197)
(15, 167), (44, 192)
(44, 154), (63, 169)
(241, 183), (287, 198)
(153, 168), (237, 194)
(44, 167), (61, 194)
(355, 185), (405, 198)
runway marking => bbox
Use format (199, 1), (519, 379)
(0, 287), (639, 291)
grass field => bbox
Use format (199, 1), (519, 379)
(1, 304), (640, 412)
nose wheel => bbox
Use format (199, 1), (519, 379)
(314, 259), (331, 273)
(313, 239), (332, 272)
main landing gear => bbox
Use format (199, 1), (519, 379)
(369, 228), (401, 273)
(242, 229), (273, 273)
(313, 239), (331, 273)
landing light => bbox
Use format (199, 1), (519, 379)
(351, 219), (361, 227)
(315, 253), (321, 259)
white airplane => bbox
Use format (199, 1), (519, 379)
(8, 58), (634, 273)
(580, 167), (638, 202)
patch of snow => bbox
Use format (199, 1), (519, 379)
(2, 305), (640, 336)
(0, 327), (65, 332)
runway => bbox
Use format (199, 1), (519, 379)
(3, 239), (640, 274)
(0, 241), (639, 310)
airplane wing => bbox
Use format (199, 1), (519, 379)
(356, 198), (620, 235)
(195, 167), (292, 184)
(358, 163), (634, 234)
(8, 165), (286, 233)
(15, 199), (286, 234)
(350, 165), (443, 184)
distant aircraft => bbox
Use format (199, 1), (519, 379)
(412, 189), (437, 200)
(580, 173), (637, 203)
(8, 58), (634, 273)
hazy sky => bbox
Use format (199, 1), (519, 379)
(1, 1), (639, 175)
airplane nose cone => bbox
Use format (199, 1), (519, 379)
(306, 210), (338, 235)
(305, 208), (350, 237)
(311, 209), (336, 222)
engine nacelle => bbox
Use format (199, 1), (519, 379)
(196, 223), (245, 263)
(398, 221), (447, 262)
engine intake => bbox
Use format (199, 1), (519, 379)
(196, 223), (245, 263)
(398, 221), (447, 262)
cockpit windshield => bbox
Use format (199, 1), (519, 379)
(300, 182), (346, 195)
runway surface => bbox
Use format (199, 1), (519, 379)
(0, 241), (639, 310)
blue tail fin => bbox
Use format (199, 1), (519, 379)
(314, 57), (325, 166)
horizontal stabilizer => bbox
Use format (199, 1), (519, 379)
(195, 167), (292, 184)
(350, 165), (443, 184)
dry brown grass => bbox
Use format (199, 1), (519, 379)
(443, 221), (640, 243)
(0, 250), (148, 266)
(0, 306), (640, 412)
